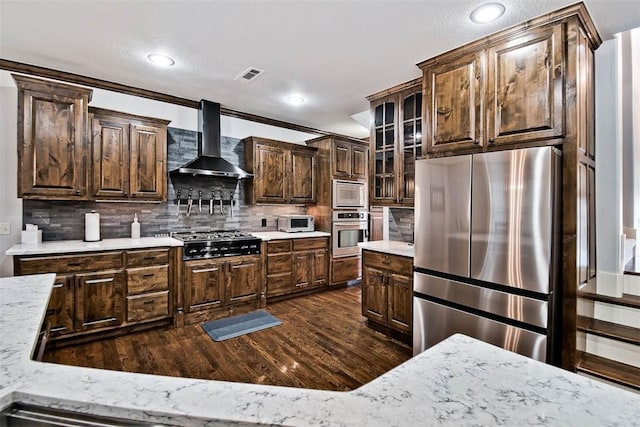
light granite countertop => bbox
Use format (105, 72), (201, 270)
(5, 236), (183, 256)
(250, 231), (330, 240)
(359, 240), (414, 258)
(2, 275), (639, 425)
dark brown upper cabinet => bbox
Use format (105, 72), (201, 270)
(243, 136), (317, 204)
(486, 24), (564, 147)
(306, 136), (369, 182)
(419, 23), (565, 155)
(90, 108), (169, 202)
(423, 52), (483, 154)
(332, 139), (369, 180)
(13, 74), (93, 200)
(367, 79), (422, 207)
(289, 148), (316, 203)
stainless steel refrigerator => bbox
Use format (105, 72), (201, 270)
(413, 146), (561, 363)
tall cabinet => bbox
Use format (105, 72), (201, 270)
(306, 136), (369, 285)
(367, 78), (422, 207)
(415, 4), (600, 371)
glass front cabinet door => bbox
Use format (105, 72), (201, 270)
(368, 79), (422, 207)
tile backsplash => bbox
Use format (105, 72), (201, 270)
(23, 128), (306, 241)
(388, 208), (415, 243)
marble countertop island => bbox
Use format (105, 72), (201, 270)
(1, 274), (638, 426)
(359, 240), (414, 258)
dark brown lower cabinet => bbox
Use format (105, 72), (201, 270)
(75, 270), (125, 331)
(125, 260), (171, 323)
(183, 254), (263, 323)
(227, 257), (261, 305)
(361, 250), (413, 335)
(293, 248), (328, 290)
(266, 237), (329, 298)
(47, 274), (75, 334)
(184, 258), (226, 312)
(331, 256), (362, 285)
(13, 247), (174, 342)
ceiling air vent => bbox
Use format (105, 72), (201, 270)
(235, 67), (264, 82)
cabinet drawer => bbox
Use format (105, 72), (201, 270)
(126, 290), (169, 322)
(267, 253), (292, 274)
(267, 273), (292, 295)
(127, 265), (169, 294)
(332, 256), (361, 284)
(18, 252), (123, 275)
(127, 249), (169, 267)
(363, 251), (412, 275)
(293, 237), (328, 251)
(268, 240), (292, 253)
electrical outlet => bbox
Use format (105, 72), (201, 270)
(0, 222), (10, 235)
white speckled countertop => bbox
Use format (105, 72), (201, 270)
(359, 240), (414, 258)
(250, 231), (330, 240)
(2, 274), (639, 425)
(5, 237), (183, 256)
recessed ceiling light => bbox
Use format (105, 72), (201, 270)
(470, 2), (505, 23)
(147, 53), (175, 67)
(286, 95), (305, 106)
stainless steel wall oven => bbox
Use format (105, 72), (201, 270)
(332, 211), (368, 258)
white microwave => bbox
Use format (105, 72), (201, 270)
(278, 215), (315, 232)
(332, 179), (367, 209)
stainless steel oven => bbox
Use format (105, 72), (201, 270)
(332, 211), (368, 258)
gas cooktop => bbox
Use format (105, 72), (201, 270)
(171, 230), (255, 242)
(171, 230), (262, 260)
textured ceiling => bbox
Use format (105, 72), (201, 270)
(1, 0), (639, 138)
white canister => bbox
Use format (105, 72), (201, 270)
(84, 211), (101, 242)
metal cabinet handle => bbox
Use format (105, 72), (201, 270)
(192, 268), (218, 274)
(143, 300), (154, 305)
(488, 138), (495, 144)
(382, 256), (392, 265)
(143, 274), (155, 278)
(88, 278), (114, 284)
(473, 140), (480, 145)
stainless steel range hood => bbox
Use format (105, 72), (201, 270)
(171, 100), (252, 179)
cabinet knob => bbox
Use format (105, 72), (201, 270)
(488, 138), (495, 144)
(473, 140), (479, 145)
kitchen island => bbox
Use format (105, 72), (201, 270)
(359, 240), (414, 258)
(1, 274), (638, 426)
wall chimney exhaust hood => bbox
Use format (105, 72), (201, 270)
(171, 100), (252, 179)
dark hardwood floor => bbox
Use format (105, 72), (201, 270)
(43, 285), (413, 391)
